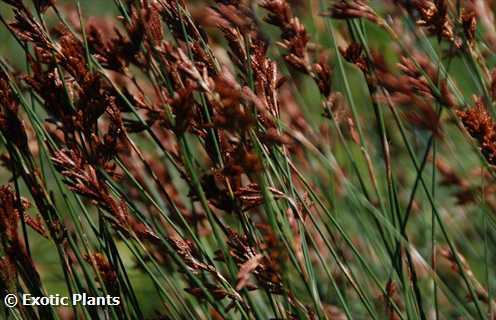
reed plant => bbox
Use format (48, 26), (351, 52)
(0, 0), (495, 319)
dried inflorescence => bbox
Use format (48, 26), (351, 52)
(9, 9), (52, 48)
(0, 185), (22, 246)
(84, 252), (118, 289)
(0, 71), (31, 154)
(461, 8), (477, 45)
(367, 50), (456, 135)
(413, 0), (453, 41)
(51, 149), (157, 242)
(260, 0), (310, 69)
(327, 0), (380, 24)
(222, 228), (284, 294)
(261, 0), (332, 97)
(0, 185), (48, 300)
(432, 157), (496, 209)
(457, 97), (496, 166)
(3, 0), (56, 12)
(168, 236), (213, 272)
(340, 42), (369, 73)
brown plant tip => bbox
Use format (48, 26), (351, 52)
(461, 9), (477, 45)
(0, 185), (21, 246)
(185, 284), (229, 301)
(313, 53), (332, 97)
(413, 0), (453, 42)
(84, 252), (118, 287)
(457, 97), (496, 166)
(168, 236), (213, 272)
(226, 228), (284, 294)
(260, 0), (332, 96)
(340, 42), (368, 72)
(433, 158), (481, 206)
(260, 0), (310, 69)
(25, 214), (48, 238)
(35, 0), (55, 12)
(0, 183), (42, 284)
(372, 52), (449, 135)
(0, 256), (17, 290)
(9, 10), (52, 49)
(0, 71), (30, 154)
(326, 0), (380, 24)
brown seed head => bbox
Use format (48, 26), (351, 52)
(457, 97), (496, 165)
(327, 0), (380, 24)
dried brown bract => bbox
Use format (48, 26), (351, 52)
(9, 10), (52, 49)
(372, 53), (449, 135)
(143, 2), (164, 46)
(25, 214), (48, 238)
(35, 0), (55, 12)
(313, 52), (332, 97)
(260, 0), (310, 70)
(169, 237), (213, 272)
(159, 0), (205, 42)
(413, 0), (453, 42)
(461, 8), (477, 45)
(0, 72), (31, 154)
(0, 185), (44, 295)
(215, 3), (253, 31)
(185, 284), (229, 300)
(327, 0), (380, 24)
(85, 252), (118, 288)
(57, 29), (89, 82)
(261, 0), (332, 97)
(457, 97), (496, 165)
(0, 185), (21, 246)
(0, 256), (16, 291)
(225, 228), (284, 294)
(340, 42), (368, 72)
(435, 158), (478, 206)
(51, 149), (156, 240)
